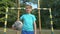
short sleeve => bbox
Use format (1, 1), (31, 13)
(33, 15), (36, 22)
(20, 15), (24, 20)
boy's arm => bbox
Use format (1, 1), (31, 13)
(34, 22), (37, 34)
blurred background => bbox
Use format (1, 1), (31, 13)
(0, 0), (60, 34)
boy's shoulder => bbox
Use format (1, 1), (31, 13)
(21, 14), (26, 16)
(30, 14), (35, 16)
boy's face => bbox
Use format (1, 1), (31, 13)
(25, 6), (32, 13)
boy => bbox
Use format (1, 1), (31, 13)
(20, 5), (36, 34)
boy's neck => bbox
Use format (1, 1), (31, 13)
(26, 13), (31, 14)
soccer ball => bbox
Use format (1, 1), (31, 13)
(12, 21), (23, 31)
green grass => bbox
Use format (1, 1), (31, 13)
(0, 28), (60, 34)
(0, 28), (21, 34)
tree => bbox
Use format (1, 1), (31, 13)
(40, 0), (60, 29)
(0, 0), (17, 27)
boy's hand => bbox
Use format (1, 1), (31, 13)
(34, 31), (36, 34)
(12, 26), (15, 30)
(12, 24), (16, 30)
(34, 28), (36, 34)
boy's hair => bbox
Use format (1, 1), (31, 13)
(26, 5), (32, 9)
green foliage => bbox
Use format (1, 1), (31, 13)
(40, 0), (60, 29)
(0, 0), (17, 26)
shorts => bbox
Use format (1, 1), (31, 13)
(21, 30), (34, 34)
